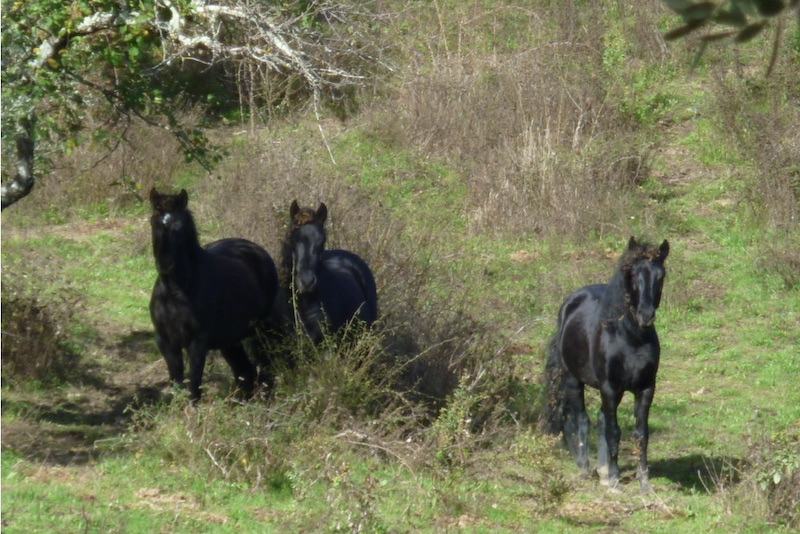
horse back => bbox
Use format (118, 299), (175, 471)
(204, 238), (278, 300)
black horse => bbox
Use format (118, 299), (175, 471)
(149, 188), (279, 402)
(543, 237), (669, 493)
(276, 200), (378, 344)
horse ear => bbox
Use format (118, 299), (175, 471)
(316, 203), (328, 224)
(177, 189), (189, 209)
(659, 239), (670, 260)
(628, 236), (638, 249)
(149, 187), (159, 205)
(290, 200), (300, 219)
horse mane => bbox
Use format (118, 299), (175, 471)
(279, 206), (320, 287)
(618, 241), (663, 271)
(174, 208), (201, 251)
(604, 241), (663, 320)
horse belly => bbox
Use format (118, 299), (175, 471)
(203, 288), (266, 349)
(320, 253), (377, 325)
(556, 286), (608, 389)
(559, 314), (602, 388)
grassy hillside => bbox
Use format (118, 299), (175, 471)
(2, 1), (798, 532)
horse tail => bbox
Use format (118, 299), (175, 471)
(540, 334), (567, 436)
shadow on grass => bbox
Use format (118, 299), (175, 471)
(1, 330), (168, 466)
(649, 454), (743, 493)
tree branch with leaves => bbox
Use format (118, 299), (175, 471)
(662, 0), (799, 73)
(1, 0), (387, 209)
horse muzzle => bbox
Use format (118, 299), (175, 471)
(294, 272), (317, 294)
(636, 309), (656, 328)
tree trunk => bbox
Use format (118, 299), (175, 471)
(1, 115), (36, 211)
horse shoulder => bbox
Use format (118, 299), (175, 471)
(559, 285), (604, 335)
(322, 250), (377, 298)
(317, 250), (377, 326)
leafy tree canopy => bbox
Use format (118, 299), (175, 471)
(1, 0), (385, 208)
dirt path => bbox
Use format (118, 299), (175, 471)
(2, 217), (167, 465)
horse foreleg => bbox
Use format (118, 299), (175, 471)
(596, 409), (609, 481)
(187, 339), (210, 402)
(220, 344), (257, 400)
(253, 343), (276, 396)
(563, 375), (590, 478)
(634, 387), (655, 493)
(156, 334), (185, 388)
(598, 387), (623, 490)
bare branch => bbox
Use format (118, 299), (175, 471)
(154, 0), (365, 92)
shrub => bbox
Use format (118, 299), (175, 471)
(707, 424), (800, 529)
(0, 281), (83, 387)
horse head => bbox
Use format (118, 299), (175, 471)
(149, 188), (197, 275)
(285, 200), (328, 295)
(624, 237), (669, 328)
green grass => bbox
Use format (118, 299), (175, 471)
(1, 228), (154, 332)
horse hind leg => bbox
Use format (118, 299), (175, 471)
(596, 409), (610, 483)
(220, 344), (257, 400)
(244, 335), (276, 397)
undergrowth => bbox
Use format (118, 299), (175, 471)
(0, 277), (85, 388)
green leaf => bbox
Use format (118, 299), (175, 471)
(690, 39), (709, 70)
(662, 0), (696, 13)
(732, 0), (757, 17)
(714, 8), (748, 27)
(753, 0), (786, 17)
(773, 471), (781, 485)
(701, 30), (738, 41)
(735, 21), (767, 42)
(682, 2), (717, 22)
(664, 20), (706, 41)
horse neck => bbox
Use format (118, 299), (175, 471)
(153, 217), (204, 289)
